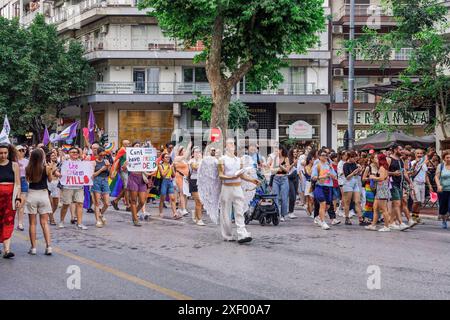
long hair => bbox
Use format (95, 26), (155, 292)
(288, 148), (296, 164)
(26, 149), (45, 183)
(377, 153), (389, 170)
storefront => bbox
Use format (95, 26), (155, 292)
(332, 109), (431, 150)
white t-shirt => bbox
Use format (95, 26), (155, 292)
(220, 155), (241, 184)
(337, 160), (346, 186)
(411, 159), (428, 183)
(297, 154), (306, 174)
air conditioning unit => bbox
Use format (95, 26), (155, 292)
(99, 25), (108, 34)
(332, 25), (343, 34)
(333, 68), (344, 77)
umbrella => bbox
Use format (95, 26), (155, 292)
(354, 131), (434, 151)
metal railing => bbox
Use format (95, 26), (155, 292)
(334, 90), (369, 103)
(333, 48), (413, 62)
(337, 4), (393, 20)
(88, 82), (323, 95)
(83, 39), (205, 53)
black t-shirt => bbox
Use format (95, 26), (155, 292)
(389, 157), (404, 187)
(95, 159), (109, 178)
(343, 162), (358, 178)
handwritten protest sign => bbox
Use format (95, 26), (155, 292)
(126, 147), (157, 172)
(60, 161), (94, 186)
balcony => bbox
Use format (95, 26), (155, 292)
(333, 91), (370, 103)
(333, 48), (412, 69)
(335, 4), (395, 25)
(81, 81), (330, 104)
(83, 39), (205, 53)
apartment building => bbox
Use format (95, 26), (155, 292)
(0, 0), (332, 149)
(329, 0), (435, 150)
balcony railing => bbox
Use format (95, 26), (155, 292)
(337, 4), (393, 20)
(334, 91), (370, 103)
(83, 39), (205, 53)
(88, 82), (323, 95)
(333, 48), (413, 62)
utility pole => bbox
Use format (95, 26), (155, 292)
(347, 0), (355, 149)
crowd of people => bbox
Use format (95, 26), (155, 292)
(0, 138), (449, 258)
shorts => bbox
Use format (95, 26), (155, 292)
(390, 185), (402, 201)
(412, 182), (425, 203)
(92, 177), (110, 194)
(305, 181), (313, 197)
(332, 187), (341, 200)
(20, 177), (28, 193)
(160, 178), (174, 195)
(120, 171), (129, 188)
(61, 188), (84, 205)
(313, 185), (332, 205)
(48, 180), (60, 198)
(189, 178), (198, 193)
(127, 173), (148, 193)
(25, 189), (52, 215)
(343, 177), (360, 193)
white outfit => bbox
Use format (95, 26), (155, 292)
(337, 160), (346, 186)
(219, 155), (250, 241)
(411, 160), (428, 203)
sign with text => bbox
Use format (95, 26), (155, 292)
(126, 147), (157, 172)
(289, 120), (313, 139)
(355, 111), (429, 126)
(60, 161), (94, 186)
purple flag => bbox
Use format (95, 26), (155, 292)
(42, 126), (50, 145)
(88, 107), (95, 144)
(53, 121), (80, 142)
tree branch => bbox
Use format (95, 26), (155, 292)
(226, 60), (253, 89)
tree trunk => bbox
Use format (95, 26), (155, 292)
(210, 85), (232, 136)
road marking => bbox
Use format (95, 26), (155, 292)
(14, 233), (193, 300)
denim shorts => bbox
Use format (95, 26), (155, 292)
(92, 177), (110, 194)
(313, 185), (332, 204)
(332, 187), (341, 200)
(160, 178), (174, 195)
(343, 177), (360, 193)
(21, 177), (29, 193)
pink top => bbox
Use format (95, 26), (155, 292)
(18, 159), (29, 177)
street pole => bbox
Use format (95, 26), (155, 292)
(347, 0), (355, 150)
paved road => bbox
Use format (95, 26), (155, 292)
(1, 203), (450, 300)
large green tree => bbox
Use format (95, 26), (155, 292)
(346, 0), (450, 139)
(139, 0), (326, 134)
(0, 14), (94, 143)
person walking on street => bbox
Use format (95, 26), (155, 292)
(0, 144), (21, 259)
(92, 147), (111, 228)
(25, 149), (53, 255)
(16, 145), (28, 231)
(111, 140), (131, 212)
(157, 152), (180, 219)
(188, 146), (205, 226)
(435, 150), (450, 229)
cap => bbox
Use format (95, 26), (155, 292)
(16, 145), (25, 151)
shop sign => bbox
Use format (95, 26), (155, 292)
(289, 120), (313, 139)
(355, 110), (429, 126)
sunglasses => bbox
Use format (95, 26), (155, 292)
(18, 149), (25, 152)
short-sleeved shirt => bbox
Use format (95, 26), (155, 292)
(312, 161), (336, 187)
(343, 162), (358, 178)
(389, 157), (404, 188)
(410, 159), (428, 183)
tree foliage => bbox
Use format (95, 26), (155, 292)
(0, 14), (94, 142)
(346, 0), (450, 138)
(185, 94), (250, 130)
(139, 0), (326, 131)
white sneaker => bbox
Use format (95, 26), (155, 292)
(408, 219), (418, 227)
(389, 223), (400, 230)
(321, 222), (330, 230)
(288, 213), (298, 219)
(316, 219), (324, 227)
(58, 222), (65, 229)
(331, 219), (341, 226)
(77, 224), (88, 230)
(280, 216), (285, 222)
(182, 209), (189, 217)
(96, 221), (104, 228)
(196, 220), (206, 226)
(378, 226), (391, 232)
(399, 223), (410, 231)
(365, 225), (377, 231)
(100, 215), (106, 224)
(28, 248), (37, 255)
(314, 216), (320, 225)
(45, 247), (52, 256)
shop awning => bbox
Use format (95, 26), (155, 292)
(354, 130), (435, 151)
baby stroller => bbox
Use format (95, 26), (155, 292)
(244, 170), (280, 226)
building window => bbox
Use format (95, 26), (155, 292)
(118, 110), (174, 149)
(183, 67), (207, 83)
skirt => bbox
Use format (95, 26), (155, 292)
(0, 184), (16, 243)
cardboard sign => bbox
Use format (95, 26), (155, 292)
(60, 161), (94, 186)
(126, 147), (157, 172)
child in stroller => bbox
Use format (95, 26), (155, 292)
(244, 170), (280, 226)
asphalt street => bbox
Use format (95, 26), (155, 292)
(1, 202), (450, 300)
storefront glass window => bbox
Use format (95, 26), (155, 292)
(278, 114), (320, 147)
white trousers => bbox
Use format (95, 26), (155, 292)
(220, 185), (251, 241)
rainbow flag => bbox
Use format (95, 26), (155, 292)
(104, 141), (115, 154)
(109, 173), (123, 197)
(62, 144), (72, 152)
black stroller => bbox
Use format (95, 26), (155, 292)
(244, 170), (280, 226)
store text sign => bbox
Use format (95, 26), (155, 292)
(126, 148), (157, 172)
(289, 120), (313, 139)
(355, 111), (429, 126)
(60, 161), (94, 186)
